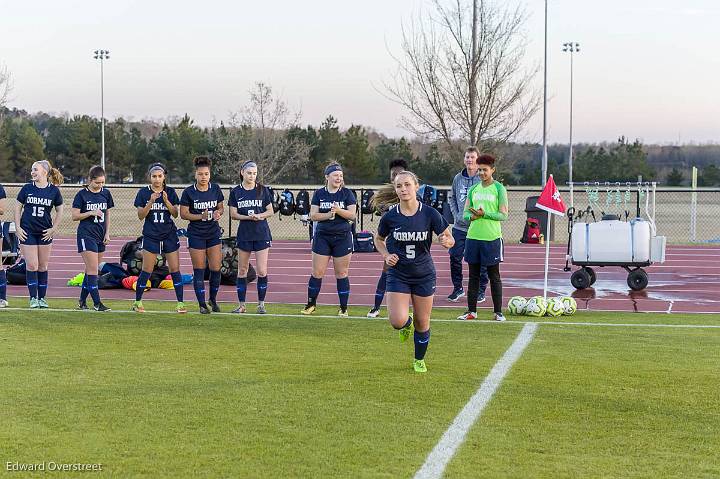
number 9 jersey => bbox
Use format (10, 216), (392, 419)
(134, 186), (180, 240)
(377, 203), (448, 282)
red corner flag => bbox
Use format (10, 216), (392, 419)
(535, 174), (566, 216)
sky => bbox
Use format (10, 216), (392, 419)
(1, 0), (719, 144)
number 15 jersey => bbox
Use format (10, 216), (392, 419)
(134, 186), (180, 240)
(377, 203), (448, 282)
(17, 182), (64, 234)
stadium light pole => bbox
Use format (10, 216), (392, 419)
(93, 49), (110, 170)
(563, 42), (580, 208)
(541, 0), (548, 187)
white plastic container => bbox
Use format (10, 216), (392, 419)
(586, 220), (633, 263)
(571, 222), (589, 262)
(630, 218), (651, 262)
(650, 235), (667, 263)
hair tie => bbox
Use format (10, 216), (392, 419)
(324, 164), (342, 176)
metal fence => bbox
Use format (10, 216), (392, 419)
(1, 184), (718, 244)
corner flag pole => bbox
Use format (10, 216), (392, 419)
(543, 212), (551, 300)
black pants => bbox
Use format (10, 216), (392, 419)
(467, 263), (502, 314)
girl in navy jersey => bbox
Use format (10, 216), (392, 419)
(132, 163), (186, 314)
(0, 183), (7, 308)
(229, 161), (273, 314)
(374, 171), (454, 373)
(301, 162), (357, 317)
(14, 160), (65, 308)
(180, 156), (225, 314)
(71, 165), (114, 311)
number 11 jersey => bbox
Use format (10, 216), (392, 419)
(134, 186), (180, 240)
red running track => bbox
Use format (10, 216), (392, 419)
(7, 238), (720, 314)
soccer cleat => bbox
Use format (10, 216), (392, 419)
(0, 299), (8, 308)
(93, 302), (111, 312)
(132, 301), (145, 313)
(447, 288), (465, 302)
(176, 302), (187, 314)
(300, 302), (316, 315)
(256, 302), (266, 314)
(399, 321), (414, 343)
(478, 294), (486, 303)
(338, 308), (349, 318)
(457, 311), (477, 321)
(232, 304), (247, 314)
(494, 312), (507, 322)
(38, 298), (49, 309)
(29, 298), (40, 309)
(199, 304), (211, 315)
(366, 307), (380, 318)
(209, 300), (221, 313)
(413, 359), (428, 373)
(77, 301), (89, 310)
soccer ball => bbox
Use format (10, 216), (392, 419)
(128, 257), (143, 275)
(507, 296), (527, 315)
(524, 296), (547, 317)
(545, 298), (565, 317)
(155, 254), (166, 268)
(560, 296), (577, 315)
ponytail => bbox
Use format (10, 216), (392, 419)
(49, 168), (64, 186)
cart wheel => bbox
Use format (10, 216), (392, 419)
(583, 267), (597, 286)
(571, 269), (591, 290)
(627, 269), (649, 291)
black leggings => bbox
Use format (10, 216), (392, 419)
(468, 263), (502, 313)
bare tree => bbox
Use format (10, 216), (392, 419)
(385, 0), (540, 147)
(213, 82), (311, 184)
(0, 63), (12, 121)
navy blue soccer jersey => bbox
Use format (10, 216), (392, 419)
(377, 203), (449, 281)
(180, 183), (225, 238)
(0, 184), (6, 201)
(229, 185), (273, 241)
(311, 187), (357, 235)
(17, 182), (64, 233)
(72, 187), (114, 241)
(134, 186), (180, 240)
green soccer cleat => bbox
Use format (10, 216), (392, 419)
(301, 302), (316, 315)
(38, 298), (49, 309)
(176, 302), (187, 314)
(399, 321), (414, 343)
(337, 308), (349, 318)
(132, 300), (145, 313)
(29, 298), (40, 309)
(413, 359), (427, 373)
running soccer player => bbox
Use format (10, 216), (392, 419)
(180, 156), (225, 314)
(0, 183), (7, 308)
(132, 163), (186, 314)
(14, 160), (65, 308)
(367, 158), (408, 318)
(229, 161), (274, 314)
(301, 162), (357, 317)
(374, 170), (454, 373)
(457, 154), (508, 322)
(71, 165), (113, 312)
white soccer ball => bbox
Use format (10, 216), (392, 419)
(507, 296), (527, 316)
(560, 296), (577, 316)
(545, 297), (565, 317)
(525, 296), (547, 317)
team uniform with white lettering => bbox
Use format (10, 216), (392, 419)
(72, 187), (114, 253)
(311, 186), (356, 257)
(16, 182), (64, 245)
(180, 183), (225, 250)
(377, 203), (449, 297)
(229, 185), (273, 252)
(134, 186), (181, 254)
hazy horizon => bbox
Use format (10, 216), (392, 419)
(2, 0), (719, 145)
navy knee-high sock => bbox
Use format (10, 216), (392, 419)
(171, 271), (184, 302)
(373, 271), (387, 309)
(337, 277), (350, 311)
(307, 276), (322, 305)
(79, 276), (90, 304)
(37, 271), (48, 299)
(209, 270), (221, 303)
(0, 269), (6, 301)
(257, 276), (268, 302)
(87, 274), (101, 306)
(193, 268), (206, 306)
(26, 270), (38, 299)
(136, 271), (151, 302)
(236, 277), (247, 303)
(414, 329), (431, 360)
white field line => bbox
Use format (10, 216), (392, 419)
(414, 323), (538, 479)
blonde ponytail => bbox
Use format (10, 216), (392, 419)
(49, 167), (64, 186)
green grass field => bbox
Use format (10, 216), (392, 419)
(1, 298), (718, 478)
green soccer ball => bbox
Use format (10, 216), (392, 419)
(545, 298), (565, 317)
(507, 296), (527, 315)
(525, 296), (547, 317)
(561, 296), (577, 315)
